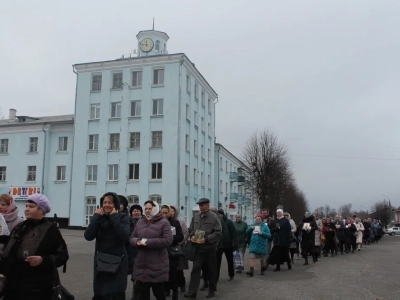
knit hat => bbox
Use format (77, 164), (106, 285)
(129, 204), (143, 216)
(118, 195), (129, 211)
(27, 194), (51, 214)
(217, 209), (225, 216)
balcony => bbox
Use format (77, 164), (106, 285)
(245, 198), (252, 205)
(229, 172), (238, 181)
(237, 175), (245, 183)
(230, 192), (239, 200)
(238, 195), (245, 202)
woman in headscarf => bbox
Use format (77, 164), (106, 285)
(0, 194), (23, 249)
(268, 209), (292, 271)
(161, 205), (183, 300)
(84, 192), (130, 300)
(0, 194), (69, 299)
(344, 219), (357, 253)
(130, 200), (173, 300)
(322, 217), (336, 257)
(354, 218), (364, 251)
(170, 205), (189, 293)
(284, 212), (298, 263)
(299, 211), (318, 265)
(245, 214), (271, 276)
(129, 204), (143, 300)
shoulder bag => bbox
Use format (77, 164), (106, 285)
(183, 241), (196, 261)
(168, 244), (184, 258)
(52, 256), (74, 300)
(96, 252), (124, 273)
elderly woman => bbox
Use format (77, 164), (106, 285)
(354, 218), (364, 251)
(268, 209), (292, 271)
(245, 214), (271, 276)
(323, 217), (336, 257)
(300, 211), (318, 265)
(284, 212), (298, 263)
(0, 194), (69, 299)
(84, 192), (130, 300)
(0, 194), (23, 248)
(130, 200), (173, 300)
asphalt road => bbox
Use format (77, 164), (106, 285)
(59, 230), (399, 300)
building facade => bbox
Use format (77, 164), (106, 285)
(0, 109), (74, 226)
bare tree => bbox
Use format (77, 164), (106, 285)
(282, 183), (309, 223)
(338, 204), (352, 219)
(242, 130), (293, 215)
(370, 200), (393, 228)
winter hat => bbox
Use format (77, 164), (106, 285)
(27, 194), (51, 214)
(100, 192), (120, 211)
(161, 204), (171, 218)
(217, 209), (225, 216)
(129, 204), (143, 216)
(144, 200), (160, 219)
(118, 195), (128, 210)
(170, 205), (179, 219)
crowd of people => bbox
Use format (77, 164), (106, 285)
(0, 192), (388, 300)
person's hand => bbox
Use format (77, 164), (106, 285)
(198, 238), (206, 244)
(110, 208), (117, 215)
(191, 236), (196, 243)
(95, 208), (104, 216)
(25, 256), (43, 267)
(258, 232), (263, 235)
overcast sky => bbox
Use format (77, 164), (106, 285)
(1, 0), (400, 212)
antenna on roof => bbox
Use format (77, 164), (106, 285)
(152, 18), (155, 30)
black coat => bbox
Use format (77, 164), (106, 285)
(166, 217), (184, 267)
(345, 224), (357, 244)
(0, 218), (69, 299)
(271, 217), (292, 248)
(222, 216), (239, 249)
(334, 220), (346, 241)
(300, 216), (318, 248)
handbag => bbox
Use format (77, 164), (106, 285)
(52, 256), (74, 300)
(96, 252), (123, 273)
(168, 245), (184, 258)
(183, 241), (196, 261)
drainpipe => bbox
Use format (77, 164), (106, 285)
(41, 123), (48, 193)
(177, 58), (184, 219)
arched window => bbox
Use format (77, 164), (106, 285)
(150, 194), (162, 205)
(127, 195), (139, 205)
(85, 196), (96, 225)
(155, 40), (160, 51)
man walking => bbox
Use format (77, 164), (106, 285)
(234, 214), (248, 273)
(185, 198), (222, 299)
(261, 208), (274, 264)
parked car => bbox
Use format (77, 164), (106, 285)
(386, 227), (400, 235)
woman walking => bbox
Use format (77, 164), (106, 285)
(344, 219), (357, 253)
(130, 200), (173, 300)
(245, 215), (271, 276)
(354, 218), (364, 251)
(284, 212), (298, 263)
(84, 192), (131, 300)
(300, 211), (318, 265)
(0, 194), (69, 299)
(323, 217), (336, 257)
(268, 209), (292, 271)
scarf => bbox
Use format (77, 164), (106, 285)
(145, 201), (160, 220)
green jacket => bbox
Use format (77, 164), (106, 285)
(234, 220), (248, 248)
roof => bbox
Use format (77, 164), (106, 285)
(0, 114), (74, 127)
(215, 143), (250, 171)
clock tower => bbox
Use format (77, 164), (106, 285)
(136, 30), (169, 57)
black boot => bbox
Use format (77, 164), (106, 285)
(260, 266), (266, 275)
(303, 256), (308, 265)
(172, 289), (178, 300)
(274, 265), (280, 272)
(313, 255), (317, 263)
(246, 267), (254, 277)
(200, 281), (209, 291)
(287, 262), (292, 270)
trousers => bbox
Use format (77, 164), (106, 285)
(188, 249), (217, 294)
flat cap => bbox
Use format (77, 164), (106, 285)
(197, 198), (210, 205)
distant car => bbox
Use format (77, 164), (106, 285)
(386, 227), (400, 235)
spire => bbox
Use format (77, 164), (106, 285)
(152, 18), (155, 30)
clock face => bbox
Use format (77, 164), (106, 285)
(140, 38), (154, 52)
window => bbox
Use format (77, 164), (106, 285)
(225, 182), (228, 194)
(152, 99), (163, 115)
(201, 172), (204, 187)
(201, 117), (204, 132)
(56, 166), (66, 181)
(220, 180), (223, 192)
(151, 131), (163, 148)
(58, 137), (68, 152)
(220, 157), (222, 169)
(186, 104), (190, 120)
(230, 164), (232, 172)
(186, 74), (191, 92)
(208, 174), (211, 187)
(151, 163), (162, 179)
(130, 101), (141, 117)
(87, 165), (98, 182)
(127, 195), (139, 205)
(88, 134), (99, 150)
(185, 135), (190, 151)
(226, 160), (228, 172)
(132, 71), (143, 87)
(112, 72), (123, 89)
(27, 166), (36, 181)
(128, 164), (140, 180)
(201, 145), (204, 159)
(0, 167), (6, 181)
(153, 69), (164, 85)
(155, 40), (160, 51)
(109, 133), (120, 150)
(92, 74), (102, 91)
(208, 123), (211, 136)
(194, 140), (198, 156)
(108, 164), (119, 181)
(86, 196), (96, 225)
(194, 169), (198, 185)
(111, 102), (121, 118)
(208, 98), (212, 114)
(194, 83), (198, 100)
(150, 194), (162, 205)
(29, 137), (38, 152)
(185, 165), (189, 182)
(0, 139), (9, 154)
(201, 91), (205, 107)
(129, 132), (140, 149)
(194, 111), (198, 127)
(208, 149), (210, 161)
(90, 104), (100, 119)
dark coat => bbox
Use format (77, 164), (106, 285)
(127, 216), (141, 275)
(0, 218), (69, 299)
(166, 217), (184, 267)
(334, 220), (346, 241)
(234, 220), (248, 249)
(345, 224), (357, 244)
(221, 216), (239, 249)
(323, 222), (336, 250)
(189, 210), (222, 251)
(84, 193), (131, 297)
(271, 217), (292, 248)
(130, 212), (173, 283)
(300, 216), (318, 251)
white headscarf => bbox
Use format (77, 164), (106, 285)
(276, 209), (284, 219)
(145, 200), (160, 220)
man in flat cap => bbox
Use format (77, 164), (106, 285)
(185, 198), (221, 299)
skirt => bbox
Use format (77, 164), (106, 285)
(268, 245), (290, 265)
(249, 253), (265, 260)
